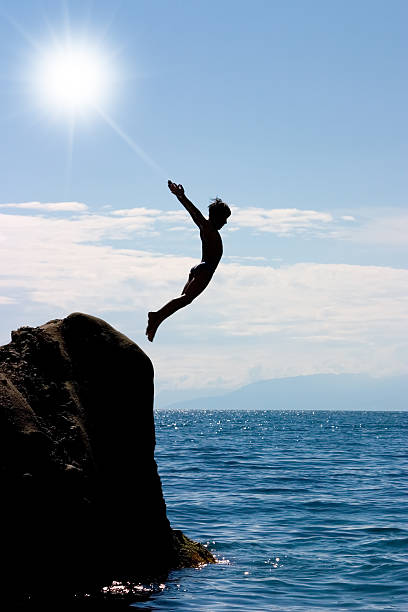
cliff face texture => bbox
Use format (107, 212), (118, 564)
(0, 312), (213, 602)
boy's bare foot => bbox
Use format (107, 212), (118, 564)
(146, 312), (159, 342)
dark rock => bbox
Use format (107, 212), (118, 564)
(0, 313), (214, 603)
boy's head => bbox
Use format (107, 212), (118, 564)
(208, 198), (231, 230)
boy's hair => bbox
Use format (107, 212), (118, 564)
(208, 197), (231, 219)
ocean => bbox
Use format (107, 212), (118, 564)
(130, 410), (408, 611)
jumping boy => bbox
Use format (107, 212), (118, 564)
(146, 180), (231, 342)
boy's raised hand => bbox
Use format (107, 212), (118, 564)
(168, 180), (185, 196)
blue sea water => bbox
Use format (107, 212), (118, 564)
(132, 410), (408, 611)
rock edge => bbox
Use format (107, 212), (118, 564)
(0, 312), (214, 602)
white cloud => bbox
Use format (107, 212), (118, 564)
(112, 207), (162, 217)
(343, 210), (408, 247)
(0, 206), (407, 390)
(112, 207), (192, 226)
(226, 255), (268, 262)
(109, 204), (342, 237)
(208, 262), (408, 341)
(1, 203), (406, 249)
(67, 211), (160, 241)
(149, 261), (408, 388)
(227, 206), (408, 247)
(151, 336), (408, 391)
(0, 201), (88, 212)
(230, 207), (333, 235)
(0, 211), (192, 313)
(0, 202), (368, 244)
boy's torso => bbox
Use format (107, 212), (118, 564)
(200, 222), (223, 268)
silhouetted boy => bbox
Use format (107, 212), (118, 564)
(146, 180), (231, 341)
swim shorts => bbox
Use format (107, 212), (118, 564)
(189, 261), (217, 278)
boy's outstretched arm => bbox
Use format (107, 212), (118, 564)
(168, 180), (206, 228)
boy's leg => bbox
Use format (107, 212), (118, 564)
(146, 270), (211, 341)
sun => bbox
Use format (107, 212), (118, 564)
(24, 28), (164, 175)
(34, 40), (111, 115)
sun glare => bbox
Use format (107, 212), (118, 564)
(23, 26), (164, 175)
(35, 41), (111, 114)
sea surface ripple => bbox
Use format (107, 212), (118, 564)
(131, 410), (408, 611)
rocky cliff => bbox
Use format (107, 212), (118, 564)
(0, 312), (213, 604)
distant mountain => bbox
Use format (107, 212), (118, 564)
(162, 374), (408, 411)
(155, 386), (226, 410)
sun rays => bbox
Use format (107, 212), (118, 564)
(2, 6), (165, 186)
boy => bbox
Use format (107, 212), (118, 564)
(146, 180), (231, 341)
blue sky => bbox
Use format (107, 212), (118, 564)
(0, 0), (407, 397)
